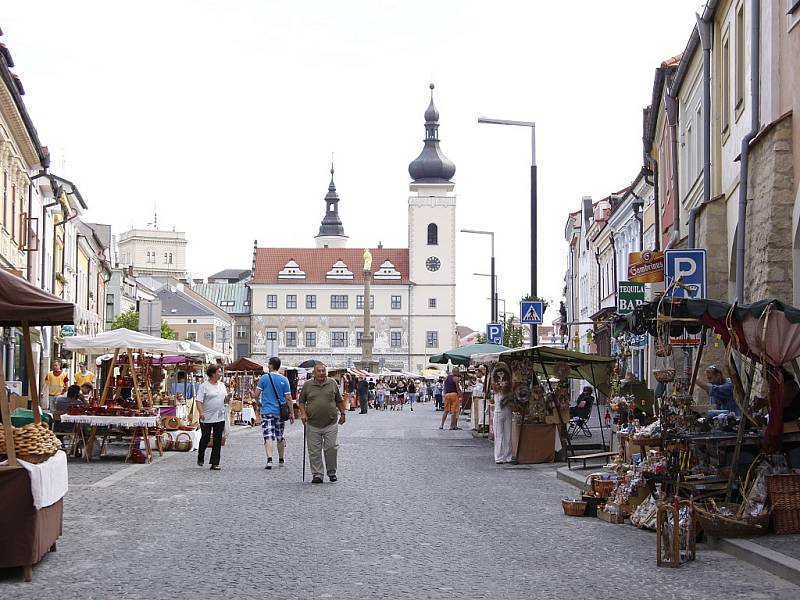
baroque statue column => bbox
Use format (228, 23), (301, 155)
(355, 248), (379, 373)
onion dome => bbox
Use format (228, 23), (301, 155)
(408, 83), (456, 183)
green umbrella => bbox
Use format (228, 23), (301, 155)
(429, 343), (511, 366)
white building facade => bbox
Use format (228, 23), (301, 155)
(249, 86), (457, 371)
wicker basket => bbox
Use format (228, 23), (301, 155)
(653, 368), (676, 383)
(772, 510), (800, 535)
(586, 474), (618, 498)
(695, 502), (770, 538)
(173, 432), (192, 452)
(767, 474), (800, 511)
(562, 498), (588, 517)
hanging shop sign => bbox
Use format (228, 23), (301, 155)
(617, 281), (645, 314)
(627, 251), (665, 283)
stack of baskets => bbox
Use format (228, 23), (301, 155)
(767, 473), (800, 534)
(587, 474), (618, 498)
(0, 422), (61, 463)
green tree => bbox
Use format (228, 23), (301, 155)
(502, 316), (526, 348)
(475, 332), (487, 343)
(110, 308), (177, 340)
(110, 309), (139, 331)
(160, 321), (177, 340)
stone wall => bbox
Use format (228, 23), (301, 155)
(745, 115), (795, 302)
(696, 196), (729, 301)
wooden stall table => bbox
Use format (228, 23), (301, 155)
(511, 419), (557, 464)
(59, 414), (161, 463)
(0, 452), (68, 581)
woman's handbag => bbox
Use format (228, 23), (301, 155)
(268, 373), (290, 422)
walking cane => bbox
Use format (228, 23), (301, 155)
(302, 421), (307, 482)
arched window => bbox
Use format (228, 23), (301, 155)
(427, 223), (438, 245)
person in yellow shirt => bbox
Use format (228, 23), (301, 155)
(75, 361), (96, 387)
(46, 360), (69, 411)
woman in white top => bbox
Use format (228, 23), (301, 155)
(196, 364), (230, 470)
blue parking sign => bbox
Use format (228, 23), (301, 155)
(665, 249), (707, 299)
(486, 323), (504, 345)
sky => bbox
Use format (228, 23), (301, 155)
(2, 0), (702, 332)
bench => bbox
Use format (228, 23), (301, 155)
(566, 451), (617, 470)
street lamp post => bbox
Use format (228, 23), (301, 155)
(462, 229), (496, 323)
(478, 117), (537, 346)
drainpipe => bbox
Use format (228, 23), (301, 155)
(665, 79), (681, 249)
(735, 0), (760, 303)
(594, 249), (601, 310)
(689, 13), (713, 248)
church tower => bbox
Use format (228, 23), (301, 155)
(407, 83), (457, 368)
(315, 164), (348, 248)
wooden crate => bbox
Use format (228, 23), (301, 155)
(597, 509), (625, 524)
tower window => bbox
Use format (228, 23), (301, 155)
(427, 223), (438, 245)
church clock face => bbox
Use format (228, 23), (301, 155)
(426, 256), (441, 272)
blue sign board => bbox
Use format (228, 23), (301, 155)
(520, 301), (544, 325)
(486, 323), (504, 345)
(665, 249), (707, 299)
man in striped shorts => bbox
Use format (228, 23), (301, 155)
(253, 356), (294, 469)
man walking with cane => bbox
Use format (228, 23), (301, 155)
(298, 362), (347, 484)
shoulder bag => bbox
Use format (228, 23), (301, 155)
(268, 373), (290, 422)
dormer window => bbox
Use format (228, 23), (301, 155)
(278, 259), (306, 279)
(374, 259), (401, 280)
(326, 259), (354, 280)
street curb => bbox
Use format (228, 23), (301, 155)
(708, 537), (800, 587)
(556, 466), (800, 586)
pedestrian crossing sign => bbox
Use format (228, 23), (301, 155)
(520, 301), (544, 325)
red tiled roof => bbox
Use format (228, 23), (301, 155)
(661, 53), (683, 68)
(252, 247), (410, 285)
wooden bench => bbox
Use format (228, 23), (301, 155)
(566, 451), (617, 470)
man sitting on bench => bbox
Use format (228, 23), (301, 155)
(571, 386), (594, 420)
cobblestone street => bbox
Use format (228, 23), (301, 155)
(3, 407), (799, 599)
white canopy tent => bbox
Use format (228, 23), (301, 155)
(64, 328), (192, 354)
(183, 340), (226, 362)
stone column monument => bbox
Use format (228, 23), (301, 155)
(355, 248), (379, 373)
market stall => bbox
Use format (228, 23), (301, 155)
(62, 328), (194, 463)
(471, 346), (618, 463)
(0, 268), (72, 581)
(225, 357), (264, 425)
(559, 296), (800, 550)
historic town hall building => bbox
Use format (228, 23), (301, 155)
(248, 85), (457, 371)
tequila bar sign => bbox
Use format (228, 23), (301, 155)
(627, 251), (665, 283)
(617, 281), (645, 314)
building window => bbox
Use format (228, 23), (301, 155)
(331, 331), (348, 347)
(286, 294), (297, 309)
(305, 330), (317, 347)
(186, 332), (197, 342)
(285, 330), (297, 347)
(2, 172), (6, 232)
(427, 223), (438, 245)
(10, 185), (15, 242)
(356, 331), (363, 347)
(265, 331), (277, 342)
(306, 294), (317, 309)
(735, 2), (745, 110)
(146, 250), (156, 264)
(722, 31), (731, 133)
(391, 295), (402, 310)
(266, 294), (277, 309)
(426, 331), (439, 348)
(428, 298), (437, 308)
(390, 331), (402, 348)
(236, 325), (246, 338)
(330, 295), (348, 309)
(356, 295), (374, 309)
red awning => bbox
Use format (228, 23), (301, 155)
(0, 269), (75, 327)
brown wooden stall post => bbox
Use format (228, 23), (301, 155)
(725, 356), (756, 502)
(100, 349), (119, 405)
(126, 349), (144, 410)
(21, 322), (42, 425)
(0, 357), (19, 467)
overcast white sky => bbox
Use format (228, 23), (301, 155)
(3, 0), (701, 332)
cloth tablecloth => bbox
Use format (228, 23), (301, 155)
(241, 407), (256, 423)
(0, 451), (68, 510)
(60, 415), (159, 427)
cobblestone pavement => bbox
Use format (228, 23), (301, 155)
(3, 405), (798, 599)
